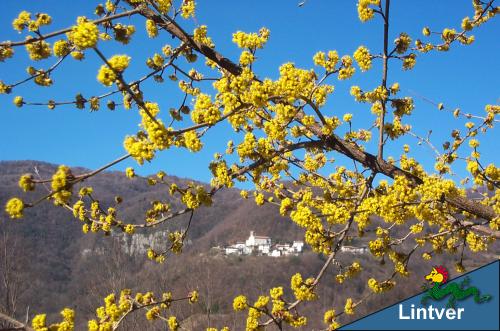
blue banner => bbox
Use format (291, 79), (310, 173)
(341, 260), (499, 330)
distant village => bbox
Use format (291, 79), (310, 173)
(219, 231), (304, 257)
(214, 231), (368, 258)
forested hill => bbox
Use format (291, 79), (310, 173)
(0, 160), (497, 330)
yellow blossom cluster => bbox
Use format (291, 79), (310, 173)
(145, 19), (158, 38)
(338, 55), (356, 80)
(18, 173), (35, 191)
(353, 46), (372, 71)
(232, 28), (270, 50)
(112, 23), (136, 44)
(25, 39), (52, 61)
(178, 184), (212, 209)
(335, 261), (362, 283)
(367, 278), (395, 294)
(0, 45), (14, 61)
(156, 0), (172, 14)
(233, 295), (247, 311)
(125, 167), (135, 178)
(5, 197), (25, 219)
(191, 93), (221, 125)
(402, 53), (417, 70)
(168, 316), (179, 330)
(13, 11), (52, 32)
(51, 165), (73, 205)
(357, 0), (380, 22)
(344, 298), (355, 315)
(183, 130), (203, 152)
(97, 54), (130, 86)
(53, 40), (71, 57)
(239, 50), (254, 66)
(394, 32), (411, 54)
(291, 273), (317, 301)
(32, 308), (74, 331)
(313, 50), (339, 72)
(87, 291), (134, 330)
(324, 309), (340, 330)
(233, 287), (307, 329)
(193, 25), (215, 48)
(181, 0), (196, 19)
(67, 17), (99, 49)
(465, 231), (488, 252)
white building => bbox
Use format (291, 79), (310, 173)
(340, 245), (367, 254)
(225, 242), (252, 255)
(224, 231), (304, 257)
(292, 241), (304, 253)
(270, 249), (282, 257)
(246, 231), (271, 247)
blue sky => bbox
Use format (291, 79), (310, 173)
(0, 0), (498, 187)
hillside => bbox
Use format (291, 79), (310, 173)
(0, 160), (498, 330)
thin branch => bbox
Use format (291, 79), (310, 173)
(0, 8), (142, 47)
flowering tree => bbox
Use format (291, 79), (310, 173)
(1, 0), (499, 330)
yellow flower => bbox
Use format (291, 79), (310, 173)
(239, 50), (255, 66)
(67, 17), (99, 49)
(254, 193), (265, 206)
(394, 33), (411, 54)
(124, 224), (135, 234)
(167, 316), (179, 331)
(181, 0), (196, 19)
(324, 309), (340, 329)
(233, 295), (247, 311)
(13, 11), (32, 31)
(338, 56), (355, 80)
(60, 308), (75, 323)
(36, 13), (52, 27)
(189, 290), (198, 303)
(184, 130), (203, 152)
(157, 0), (171, 13)
(19, 174), (35, 191)
(291, 273), (316, 301)
(97, 55), (131, 86)
(125, 167), (135, 178)
(71, 51), (84, 60)
(12, 96), (24, 108)
(0, 45), (14, 61)
(145, 19), (158, 38)
(51, 165), (73, 205)
(469, 139), (479, 148)
(357, 0), (380, 22)
(88, 320), (99, 331)
(254, 295), (269, 309)
(402, 53), (416, 70)
(270, 287), (283, 299)
(344, 298), (355, 315)
(390, 82), (400, 94)
(6, 198), (24, 219)
(343, 113), (353, 122)
(353, 46), (372, 71)
(53, 40), (71, 57)
(232, 28), (270, 49)
(25, 39), (52, 61)
(31, 314), (47, 331)
(455, 262), (466, 273)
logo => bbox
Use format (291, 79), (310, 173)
(398, 265), (493, 320)
(421, 265), (491, 308)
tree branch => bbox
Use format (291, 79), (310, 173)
(132, 4), (496, 222)
(0, 312), (33, 331)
